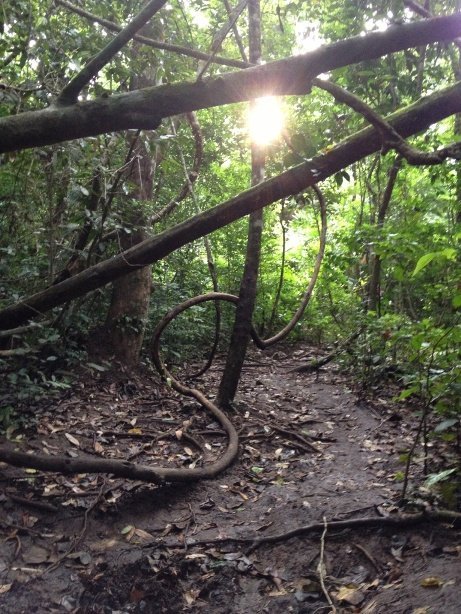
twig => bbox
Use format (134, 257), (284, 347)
(55, 0), (249, 69)
(352, 542), (382, 573)
(8, 494), (59, 513)
(0, 520), (52, 538)
(318, 516), (336, 613)
(42, 479), (107, 575)
(249, 418), (320, 453)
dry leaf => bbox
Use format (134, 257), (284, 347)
(23, 545), (54, 564)
(134, 528), (154, 542)
(94, 441), (104, 453)
(420, 576), (444, 588)
(128, 428), (142, 435)
(64, 433), (80, 447)
(184, 589), (199, 605)
(335, 585), (365, 605)
(0, 584), (12, 594)
(184, 446), (194, 456)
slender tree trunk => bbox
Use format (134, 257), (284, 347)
(217, 0), (263, 407)
(368, 158), (401, 313)
(455, 2), (461, 225)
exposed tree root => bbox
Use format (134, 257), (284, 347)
(153, 509), (461, 552)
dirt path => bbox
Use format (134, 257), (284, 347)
(1, 346), (460, 613)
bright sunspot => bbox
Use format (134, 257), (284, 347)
(248, 97), (284, 146)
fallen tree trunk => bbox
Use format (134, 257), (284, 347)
(1, 81), (460, 331)
(1, 14), (461, 153)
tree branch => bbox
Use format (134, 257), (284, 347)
(2, 14), (461, 153)
(57, 0), (168, 105)
(314, 78), (461, 165)
(196, 0), (248, 79)
(403, 0), (461, 49)
(55, 0), (249, 70)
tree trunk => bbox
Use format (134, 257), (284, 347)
(217, 0), (264, 407)
(100, 136), (153, 366)
(368, 158), (401, 313)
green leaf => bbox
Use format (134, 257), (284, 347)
(452, 294), (461, 308)
(393, 265), (405, 282)
(397, 385), (419, 400)
(412, 252), (436, 276)
(440, 247), (456, 260)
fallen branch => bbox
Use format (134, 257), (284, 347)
(2, 14), (461, 153)
(289, 328), (363, 373)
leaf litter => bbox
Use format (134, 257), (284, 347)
(0, 344), (460, 613)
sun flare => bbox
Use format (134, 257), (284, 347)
(248, 96), (284, 146)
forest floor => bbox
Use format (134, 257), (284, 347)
(1, 344), (460, 614)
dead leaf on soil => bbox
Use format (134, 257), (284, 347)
(267, 589), (286, 597)
(64, 433), (80, 447)
(66, 551), (92, 565)
(89, 537), (118, 552)
(184, 589), (200, 605)
(442, 545), (461, 555)
(23, 544), (56, 564)
(133, 528), (154, 542)
(335, 585), (365, 606)
(94, 441), (104, 453)
(0, 584), (12, 594)
(420, 576), (445, 588)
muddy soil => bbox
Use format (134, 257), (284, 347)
(1, 346), (460, 613)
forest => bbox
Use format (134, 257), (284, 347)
(0, 1), (460, 612)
